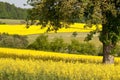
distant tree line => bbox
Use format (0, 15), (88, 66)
(0, 2), (27, 19)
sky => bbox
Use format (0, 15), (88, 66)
(0, 0), (31, 8)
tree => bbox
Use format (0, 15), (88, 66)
(0, 2), (27, 19)
(27, 0), (120, 64)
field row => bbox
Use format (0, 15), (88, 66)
(0, 23), (101, 35)
(0, 48), (120, 64)
(0, 58), (120, 80)
(0, 48), (120, 79)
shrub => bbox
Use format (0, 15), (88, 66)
(0, 33), (28, 48)
(67, 39), (97, 55)
(111, 45), (120, 57)
(49, 37), (67, 52)
(27, 34), (50, 51)
(97, 46), (103, 56)
(78, 43), (97, 55)
(72, 32), (78, 37)
(67, 39), (80, 53)
(28, 35), (99, 55)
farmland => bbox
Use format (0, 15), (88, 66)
(0, 20), (119, 80)
(0, 25), (120, 79)
(0, 23), (102, 45)
(0, 23), (101, 35)
(0, 48), (120, 80)
(0, 0), (119, 79)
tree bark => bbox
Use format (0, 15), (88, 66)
(101, 22), (115, 64)
(102, 43), (114, 64)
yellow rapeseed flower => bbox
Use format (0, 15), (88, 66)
(0, 23), (102, 35)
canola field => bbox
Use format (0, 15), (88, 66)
(0, 47), (120, 80)
(0, 23), (100, 35)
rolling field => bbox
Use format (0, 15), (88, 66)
(0, 23), (102, 46)
(0, 48), (120, 80)
(0, 23), (101, 35)
(0, 20), (118, 79)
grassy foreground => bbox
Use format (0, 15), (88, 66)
(0, 48), (120, 79)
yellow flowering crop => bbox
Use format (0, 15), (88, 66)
(0, 47), (120, 79)
(0, 47), (120, 64)
(0, 23), (101, 35)
(0, 47), (102, 63)
(0, 58), (120, 80)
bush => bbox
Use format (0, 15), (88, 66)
(67, 39), (97, 55)
(0, 33), (28, 48)
(97, 46), (103, 56)
(28, 35), (99, 55)
(72, 32), (78, 37)
(27, 35), (68, 52)
(111, 45), (120, 57)
(49, 37), (67, 52)
(67, 39), (80, 53)
(78, 43), (97, 55)
(27, 34), (50, 51)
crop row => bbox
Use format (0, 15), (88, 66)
(0, 48), (120, 64)
(0, 58), (120, 80)
(0, 23), (100, 35)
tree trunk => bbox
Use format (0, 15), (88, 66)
(102, 43), (114, 64)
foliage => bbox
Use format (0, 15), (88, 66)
(79, 43), (97, 55)
(27, 0), (120, 63)
(27, 34), (50, 50)
(111, 44), (120, 57)
(0, 33), (28, 48)
(67, 39), (97, 55)
(72, 31), (78, 37)
(0, 2), (27, 19)
(28, 35), (98, 55)
(67, 39), (80, 53)
(27, 0), (84, 31)
(49, 37), (67, 52)
(28, 35), (68, 52)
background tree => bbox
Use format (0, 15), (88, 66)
(27, 0), (120, 64)
(0, 2), (27, 19)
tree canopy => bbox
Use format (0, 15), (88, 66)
(27, 0), (120, 64)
